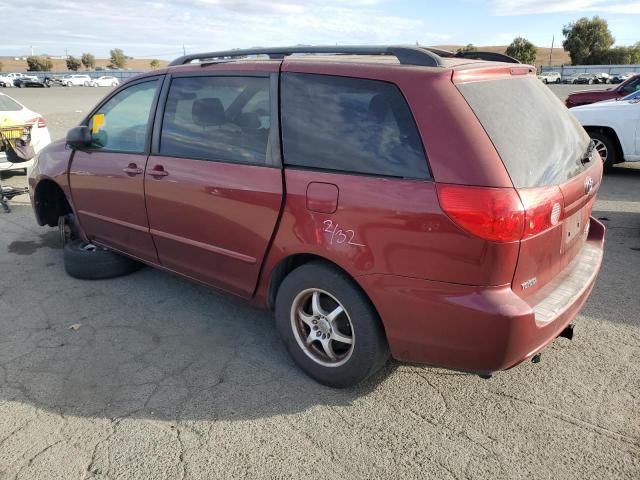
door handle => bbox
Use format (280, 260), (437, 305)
(149, 166), (169, 178)
(123, 163), (143, 176)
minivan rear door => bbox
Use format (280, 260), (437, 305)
(456, 74), (602, 301)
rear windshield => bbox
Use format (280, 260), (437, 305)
(457, 77), (590, 188)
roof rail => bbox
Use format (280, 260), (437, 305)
(168, 45), (444, 68)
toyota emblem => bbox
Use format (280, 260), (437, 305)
(584, 177), (594, 195)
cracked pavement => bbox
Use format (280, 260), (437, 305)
(0, 87), (639, 479)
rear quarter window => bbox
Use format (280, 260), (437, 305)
(281, 73), (429, 179)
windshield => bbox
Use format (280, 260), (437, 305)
(623, 90), (640, 100)
(0, 95), (23, 111)
(457, 76), (591, 188)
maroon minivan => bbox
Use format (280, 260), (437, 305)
(28, 46), (605, 387)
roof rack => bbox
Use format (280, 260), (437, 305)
(168, 45), (444, 68)
(168, 45), (522, 68)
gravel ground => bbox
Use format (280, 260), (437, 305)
(0, 84), (638, 480)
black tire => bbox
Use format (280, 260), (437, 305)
(590, 131), (618, 172)
(556, 78), (561, 84)
(275, 261), (389, 388)
(63, 240), (142, 280)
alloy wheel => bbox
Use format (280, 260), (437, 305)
(290, 288), (355, 368)
(593, 139), (608, 164)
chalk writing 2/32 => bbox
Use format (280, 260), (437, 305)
(322, 220), (365, 247)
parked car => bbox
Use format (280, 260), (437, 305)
(594, 72), (611, 84)
(566, 74), (640, 107)
(13, 76), (49, 88)
(574, 73), (599, 85)
(0, 73), (24, 87)
(60, 74), (91, 86)
(570, 90), (640, 170)
(562, 73), (580, 84)
(537, 71), (561, 84)
(0, 92), (51, 173)
(88, 76), (120, 87)
(28, 46), (605, 387)
(610, 72), (634, 84)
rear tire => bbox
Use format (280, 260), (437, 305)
(63, 240), (143, 280)
(590, 131), (618, 172)
(275, 261), (389, 388)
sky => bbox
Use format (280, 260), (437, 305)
(0, 0), (638, 59)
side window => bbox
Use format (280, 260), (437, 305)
(622, 78), (640, 94)
(160, 76), (271, 165)
(281, 73), (429, 179)
(88, 79), (159, 152)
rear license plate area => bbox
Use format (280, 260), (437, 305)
(562, 208), (585, 251)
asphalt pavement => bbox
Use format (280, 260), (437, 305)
(0, 84), (638, 480)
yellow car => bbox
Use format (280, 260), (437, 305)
(0, 92), (51, 173)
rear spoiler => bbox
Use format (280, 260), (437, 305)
(424, 48), (521, 64)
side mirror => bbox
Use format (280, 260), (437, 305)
(66, 126), (92, 149)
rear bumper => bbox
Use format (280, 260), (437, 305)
(358, 217), (605, 374)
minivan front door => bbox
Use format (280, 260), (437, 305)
(69, 78), (162, 263)
(144, 72), (283, 297)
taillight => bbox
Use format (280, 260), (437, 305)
(518, 186), (564, 239)
(28, 116), (47, 128)
(437, 184), (565, 243)
(436, 184), (524, 242)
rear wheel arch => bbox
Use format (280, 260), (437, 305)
(583, 126), (624, 164)
(266, 254), (383, 327)
(34, 179), (72, 227)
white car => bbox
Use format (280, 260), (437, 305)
(0, 73), (23, 87)
(538, 71), (561, 84)
(0, 93), (52, 173)
(61, 74), (91, 86)
(88, 76), (120, 87)
(570, 90), (640, 170)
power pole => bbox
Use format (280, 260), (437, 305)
(183, 44), (186, 56)
(549, 34), (554, 67)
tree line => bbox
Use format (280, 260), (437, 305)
(461, 16), (638, 67)
(19, 49), (162, 72)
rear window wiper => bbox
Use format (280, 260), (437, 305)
(581, 139), (596, 165)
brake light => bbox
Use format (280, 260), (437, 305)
(437, 184), (565, 242)
(436, 185), (524, 242)
(518, 186), (564, 239)
(28, 116), (47, 128)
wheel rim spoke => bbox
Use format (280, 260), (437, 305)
(297, 308), (315, 328)
(311, 291), (325, 317)
(330, 330), (353, 345)
(326, 305), (344, 322)
(320, 338), (337, 360)
(306, 331), (316, 346)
